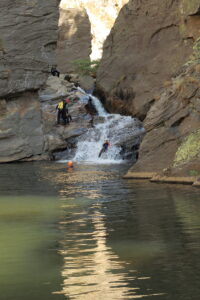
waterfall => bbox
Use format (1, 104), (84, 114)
(70, 90), (145, 164)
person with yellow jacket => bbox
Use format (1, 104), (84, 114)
(56, 99), (68, 125)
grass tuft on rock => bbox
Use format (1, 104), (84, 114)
(174, 129), (200, 166)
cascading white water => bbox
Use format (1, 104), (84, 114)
(72, 90), (145, 164)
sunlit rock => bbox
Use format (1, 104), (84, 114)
(58, 0), (129, 73)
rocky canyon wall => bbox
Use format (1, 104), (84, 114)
(1, 0), (199, 174)
(96, 0), (200, 176)
(56, 5), (92, 73)
(128, 51), (200, 177)
(0, 0), (60, 162)
(97, 0), (199, 118)
(57, 0), (129, 73)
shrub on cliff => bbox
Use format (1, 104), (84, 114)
(72, 59), (100, 78)
(193, 38), (200, 60)
(174, 129), (200, 166)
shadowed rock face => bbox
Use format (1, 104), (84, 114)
(0, 0), (60, 162)
(59, 0), (129, 64)
(56, 8), (92, 73)
(97, 0), (199, 120)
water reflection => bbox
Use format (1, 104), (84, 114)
(59, 197), (165, 299)
(1, 162), (200, 300)
(50, 163), (200, 300)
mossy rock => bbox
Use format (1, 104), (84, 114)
(174, 129), (200, 166)
(184, 37), (200, 67)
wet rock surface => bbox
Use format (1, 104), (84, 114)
(40, 78), (144, 163)
(40, 79), (92, 156)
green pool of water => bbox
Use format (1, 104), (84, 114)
(0, 162), (200, 300)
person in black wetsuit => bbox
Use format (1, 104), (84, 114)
(66, 111), (72, 124)
(98, 140), (110, 158)
(51, 66), (60, 77)
(85, 96), (97, 115)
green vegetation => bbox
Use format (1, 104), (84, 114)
(72, 59), (100, 77)
(193, 38), (200, 60)
(184, 38), (200, 67)
(174, 129), (200, 166)
(189, 169), (199, 176)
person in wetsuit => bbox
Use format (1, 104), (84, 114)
(85, 96), (97, 115)
(56, 100), (68, 125)
(51, 66), (60, 77)
(98, 140), (110, 158)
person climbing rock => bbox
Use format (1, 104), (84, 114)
(89, 116), (94, 128)
(65, 98), (72, 124)
(131, 144), (139, 160)
(64, 74), (71, 82)
(56, 99), (68, 125)
(51, 66), (60, 77)
(66, 111), (72, 124)
(98, 140), (110, 158)
(85, 96), (97, 116)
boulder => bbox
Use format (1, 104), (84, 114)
(0, 93), (45, 162)
(39, 75), (74, 102)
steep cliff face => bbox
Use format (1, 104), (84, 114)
(0, 0), (60, 162)
(129, 55), (200, 176)
(0, 0), (60, 96)
(56, 6), (92, 73)
(58, 0), (129, 73)
(96, 0), (200, 176)
(97, 0), (200, 119)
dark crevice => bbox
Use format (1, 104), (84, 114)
(183, 36), (195, 43)
(171, 116), (186, 128)
(150, 24), (177, 42)
(138, 98), (156, 122)
(189, 7), (200, 16)
(44, 41), (57, 51)
(3, 88), (38, 101)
